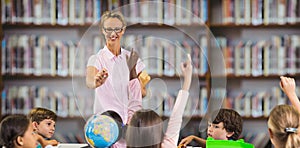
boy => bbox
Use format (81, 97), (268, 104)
(179, 108), (243, 147)
(28, 107), (59, 148)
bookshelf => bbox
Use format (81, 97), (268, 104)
(1, 0), (209, 144)
(1, 0), (300, 147)
(0, 0), (2, 120)
(209, 0), (300, 147)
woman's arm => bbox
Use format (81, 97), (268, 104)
(86, 66), (108, 88)
(86, 55), (108, 89)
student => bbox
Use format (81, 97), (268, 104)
(266, 76), (300, 148)
(0, 114), (39, 148)
(126, 54), (192, 148)
(178, 108), (243, 147)
(279, 76), (300, 113)
(28, 107), (59, 148)
(267, 105), (300, 148)
(85, 10), (145, 125)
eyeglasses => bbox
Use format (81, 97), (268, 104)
(103, 27), (124, 33)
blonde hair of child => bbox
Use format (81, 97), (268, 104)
(268, 105), (300, 147)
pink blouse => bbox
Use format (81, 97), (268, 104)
(87, 46), (145, 124)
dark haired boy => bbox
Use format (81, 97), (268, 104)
(179, 108), (243, 147)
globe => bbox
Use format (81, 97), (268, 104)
(84, 114), (120, 148)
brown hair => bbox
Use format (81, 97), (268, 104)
(126, 109), (163, 148)
(99, 11), (126, 28)
(268, 105), (300, 148)
(28, 107), (57, 123)
(0, 114), (30, 148)
(210, 108), (243, 140)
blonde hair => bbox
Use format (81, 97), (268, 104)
(268, 105), (300, 148)
(99, 11), (126, 28)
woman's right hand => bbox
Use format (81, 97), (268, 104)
(94, 69), (108, 88)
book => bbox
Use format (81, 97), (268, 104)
(163, 0), (175, 25)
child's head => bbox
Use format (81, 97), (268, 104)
(0, 114), (38, 148)
(268, 105), (300, 147)
(126, 109), (163, 148)
(28, 107), (57, 139)
(207, 108), (243, 140)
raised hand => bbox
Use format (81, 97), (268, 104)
(181, 54), (192, 91)
(280, 76), (296, 96)
(280, 76), (300, 113)
(126, 49), (139, 80)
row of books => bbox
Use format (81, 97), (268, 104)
(121, 34), (209, 76)
(1, 84), (210, 118)
(2, 33), (208, 77)
(217, 35), (300, 76)
(222, 0), (300, 25)
(2, 0), (208, 25)
(1, 85), (94, 117)
(222, 86), (295, 118)
(2, 35), (87, 76)
(143, 86), (208, 117)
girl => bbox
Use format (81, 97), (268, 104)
(268, 105), (300, 148)
(0, 114), (39, 148)
(126, 54), (192, 148)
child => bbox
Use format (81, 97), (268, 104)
(267, 105), (300, 147)
(126, 54), (192, 148)
(28, 107), (59, 148)
(0, 114), (39, 148)
(179, 108), (243, 147)
(266, 76), (300, 148)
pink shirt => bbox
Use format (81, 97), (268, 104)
(111, 78), (143, 148)
(87, 46), (145, 124)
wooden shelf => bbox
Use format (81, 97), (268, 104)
(3, 74), (84, 80)
(2, 23), (97, 29)
(210, 74), (300, 80)
(163, 115), (267, 121)
(2, 74), (208, 80)
(0, 114), (86, 121)
(150, 74), (207, 80)
(3, 22), (208, 30)
(209, 23), (300, 28)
